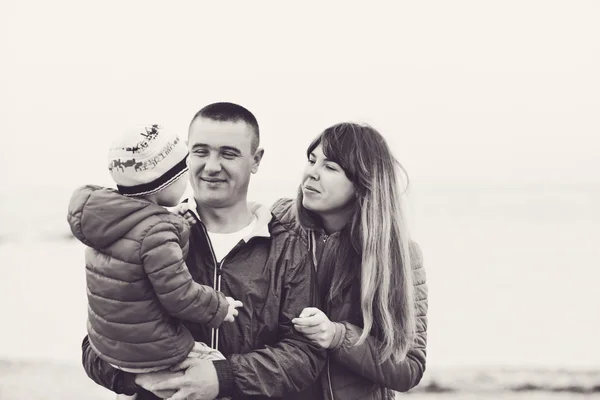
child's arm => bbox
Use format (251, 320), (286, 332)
(140, 221), (231, 328)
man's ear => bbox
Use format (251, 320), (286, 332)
(251, 148), (265, 174)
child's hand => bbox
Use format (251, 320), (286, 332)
(172, 202), (197, 226)
(224, 296), (243, 322)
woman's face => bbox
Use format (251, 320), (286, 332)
(301, 144), (356, 215)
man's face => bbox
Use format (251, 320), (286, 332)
(187, 118), (263, 209)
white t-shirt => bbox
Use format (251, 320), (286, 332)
(207, 217), (257, 262)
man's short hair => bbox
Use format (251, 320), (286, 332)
(190, 102), (260, 152)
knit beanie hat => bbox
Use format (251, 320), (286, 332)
(108, 124), (188, 197)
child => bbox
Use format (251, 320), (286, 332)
(67, 124), (240, 398)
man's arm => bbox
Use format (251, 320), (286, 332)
(83, 335), (183, 399)
(81, 335), (139, 395)
(214, 253), (326, 398)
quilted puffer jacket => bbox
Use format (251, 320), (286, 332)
(79, 199), (326, 399)
(67, 185), (229, 369)
(272, 198), (428, 400)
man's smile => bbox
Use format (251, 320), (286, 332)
(200, 177), (227, 183)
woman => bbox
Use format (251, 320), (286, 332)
(272, 122), (428, 400)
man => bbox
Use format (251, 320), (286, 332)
(81, 102), (325, 399)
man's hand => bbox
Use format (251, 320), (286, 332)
(134, 370), (183, 399)
(292, 307), (336, 348)
(224, 296), (243, 322)
(149, 358), (219, 400)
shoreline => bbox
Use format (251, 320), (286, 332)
(2, 359), (599, 398)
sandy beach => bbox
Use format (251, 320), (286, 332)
(2, 359), (599, 400)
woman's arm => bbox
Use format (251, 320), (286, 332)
(215, 255), (326, 398)
(330, 243), (428, 392)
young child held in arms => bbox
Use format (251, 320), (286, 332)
(68, 125), (241, 399)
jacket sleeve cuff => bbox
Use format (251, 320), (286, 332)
(329, 322), (347, 350)
(206, 292), (230, 329)
(213, 359), (234, 397)
(118, 371), (139, 395)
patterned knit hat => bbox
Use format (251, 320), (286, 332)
(108, 124), (188, 197)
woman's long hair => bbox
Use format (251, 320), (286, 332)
(297, 122), (416, 363)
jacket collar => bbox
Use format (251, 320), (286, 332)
(185, 196), (272, 241)
(307, 229), (342, 267)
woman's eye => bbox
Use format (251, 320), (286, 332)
(325, 164), (337, 171)
(308, 158), (316, 165)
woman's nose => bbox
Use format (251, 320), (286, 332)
(305, 164), (319, 181)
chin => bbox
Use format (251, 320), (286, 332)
(197, 194), (231, 207)
(302, 197), (320, 213)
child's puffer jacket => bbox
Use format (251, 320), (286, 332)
(67, 185), (228, 369)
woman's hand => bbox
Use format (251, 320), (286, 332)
(292, 307), (336, 348)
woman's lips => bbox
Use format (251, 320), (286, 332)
(303, 185), (320, 194)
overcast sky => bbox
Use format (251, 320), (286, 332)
(1, 1), (598, 190)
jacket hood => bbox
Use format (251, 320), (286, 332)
(271, 198), (309, 242)
(67, 184), (170, 249)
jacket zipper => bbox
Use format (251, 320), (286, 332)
(211, 239), (256, 350)
(327, 358), (335, 400)
(213, 257), (228, 351)
(199, 222), (222, 350)
(311, 231), (335, 400)
(201, 223), (248, 351)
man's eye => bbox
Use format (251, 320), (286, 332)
(193, 150), (208, 156)
(222, 152), (236, 159)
